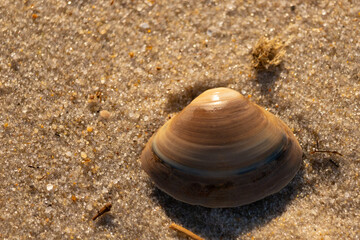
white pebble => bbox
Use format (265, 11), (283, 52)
(46, 184), (53, 191)
(139, 22), (150, 29)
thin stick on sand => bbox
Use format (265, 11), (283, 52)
(92, 203), (112, 221)
(169, 223), (204, 240)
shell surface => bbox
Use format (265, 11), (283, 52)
(141, 87), (302, 208)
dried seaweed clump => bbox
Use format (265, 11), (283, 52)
(251, 36), (286, 70)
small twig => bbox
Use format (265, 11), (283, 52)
(329, 159), (340, 168)
(310, 150), (343, 156)
(28, 165), (40, 169)
(169, 223), (204, 240)
(92, 203), (112, 221)
(37, 175), (47, 181)
(310, 138), (343, 156)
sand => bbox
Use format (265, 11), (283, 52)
(0, 0), (359, 239)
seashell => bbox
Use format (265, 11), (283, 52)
(141, 87), (302, 208)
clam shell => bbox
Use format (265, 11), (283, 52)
(141, 87), (302, 208)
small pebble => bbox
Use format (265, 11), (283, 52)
(100, 110), (111, 119)
(139, 22), (150, 29)
(46, 184), (53, 191)
(81, 152), (87, 159)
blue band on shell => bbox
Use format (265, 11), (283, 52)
(152, 134), (288, 178)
